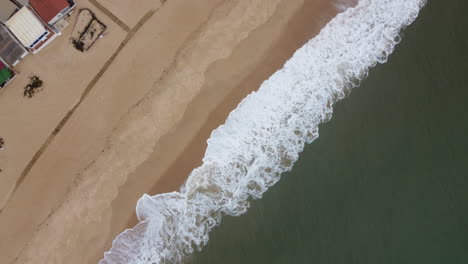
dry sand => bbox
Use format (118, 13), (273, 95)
(0, 0), (353, 263)
(94, 0), (161, 29)
(0, 0), (127, 210)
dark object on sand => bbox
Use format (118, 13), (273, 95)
(72, 39), (85, 52)
(24, 75), (43, 98)
(71, 9), (107, 52)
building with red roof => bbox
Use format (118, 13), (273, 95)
(29, 0), (76, 26)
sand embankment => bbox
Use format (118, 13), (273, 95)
(0, 0), (350, 263)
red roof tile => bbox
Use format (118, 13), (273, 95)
(29, 0), (69, 23)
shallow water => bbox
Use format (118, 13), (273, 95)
(188, 0), (468, 263)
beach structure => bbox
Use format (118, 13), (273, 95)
(28, 0), (76, 33)
(0, 0), (76, 58)
(0, 0), (77, 88)
(0, 60), (15, 88)
(4, 6), (57, 54)
(0, 23), (28, 66)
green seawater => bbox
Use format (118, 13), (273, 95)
(189, 0), (468, 263)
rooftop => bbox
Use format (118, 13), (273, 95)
(29, 0), (70, 23)
(0, 66), (12, 85)
(5, 7), (47, 48)
(0, 24), (28, 66)
(0, 0), (19, 23)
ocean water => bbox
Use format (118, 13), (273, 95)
(188, 0), (468, 263)
(97, 0), (456, 263)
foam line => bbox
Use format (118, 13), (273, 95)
(101, 0), (426, 263)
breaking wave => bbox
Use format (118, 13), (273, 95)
(100, 0), (426, 263)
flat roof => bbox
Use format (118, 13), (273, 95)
(5, 7), (47, 47)
(0, 24), (28, 66)
(0, 67), (12, 85)
(29, 0), (70, 23)
(0, 0), (19, 23)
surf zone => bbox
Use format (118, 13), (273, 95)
(100, 0), (427, 263)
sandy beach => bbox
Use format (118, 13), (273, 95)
(0, 0), (349, 263)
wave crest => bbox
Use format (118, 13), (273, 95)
(100, 0), (426, 263)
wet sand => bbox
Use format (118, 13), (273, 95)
(117, 0), (344, 231)
(0, 0), (349, 263)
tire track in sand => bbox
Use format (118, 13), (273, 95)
(89, 0), (131, 32)
(0, 4), (164, 215)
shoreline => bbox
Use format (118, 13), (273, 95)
(108, 0), (348, 257)
(0, 0), (353, 263)
(120, 0), (343, 229)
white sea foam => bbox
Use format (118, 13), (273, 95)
(100, 0), (426, 263)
